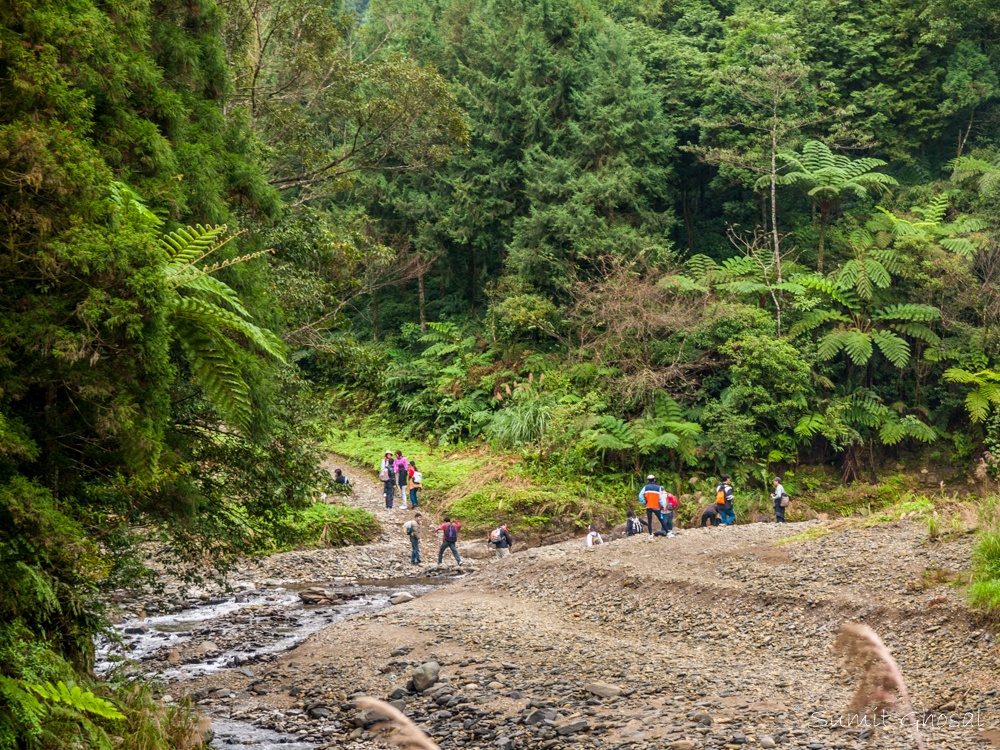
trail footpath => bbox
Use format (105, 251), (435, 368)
(104, 456), (1000, 750)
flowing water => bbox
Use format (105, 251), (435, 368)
(97, 576), (454, 750)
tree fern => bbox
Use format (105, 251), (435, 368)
(943, 367), (1000, 422)
(23, 681), (124, 720)
(160, 225), (286, 433)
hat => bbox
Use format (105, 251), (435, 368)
(772, 476), (781, 482)
(385, 450), (392, 456)
(647, 474), (655, 481)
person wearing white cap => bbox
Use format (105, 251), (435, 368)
(638, 474), (668, 538)
(379, 450), (396, 510)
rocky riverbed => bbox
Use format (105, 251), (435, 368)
(102, 456), (1000, 750)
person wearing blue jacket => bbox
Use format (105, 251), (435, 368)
(638, 475), (668, 538)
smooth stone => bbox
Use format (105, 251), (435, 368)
(194, 641), (218, 654)
(391, 592), (415, 604)
(760, 738), (776, 749)
(413, 662), (441, 692)
(584, 682), (622, 698)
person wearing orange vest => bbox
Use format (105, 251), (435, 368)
(638, 475), (668, 538)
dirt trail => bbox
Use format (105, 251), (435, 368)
(130, 453), (1000, 750)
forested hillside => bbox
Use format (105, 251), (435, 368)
(2, 0), (1000, 745)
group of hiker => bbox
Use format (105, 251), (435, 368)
(625, 473), (790, 536)
(364, 455), (792, 566)
(379, 450), (422, 510)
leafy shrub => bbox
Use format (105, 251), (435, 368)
(286, 503), (380, 548)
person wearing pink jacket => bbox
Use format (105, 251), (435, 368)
(393, 451), (408, 505)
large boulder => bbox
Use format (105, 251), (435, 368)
(457, 543), (491, 560)
(412, 662), (440, 692)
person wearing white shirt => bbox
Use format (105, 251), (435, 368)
(770, 477), (789, 523)
(586, 525), (603, 547)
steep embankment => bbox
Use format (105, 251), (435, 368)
(175, 506), (996, 750)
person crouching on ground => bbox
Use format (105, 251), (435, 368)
(701, 504), (721, 527)
(586, 524), (603, 546)
(623, 509), (648, 536)
(436, 516), (462, 565)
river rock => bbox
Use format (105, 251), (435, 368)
(557, 720), (589, 735)
(391, 592), (415, 604)
(759, 737), (776, 749)
(669, 741), (696, 750)
(458, 543), (491, 560)
(583, 681), (622, 698)
(194, 641), (218, 654)
(413, 661), (440, 691)
(166, 650), (181, 664)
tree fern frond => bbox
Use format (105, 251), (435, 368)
(844, 330), (874, 365)
(871, 303), (941, 322)
(161, 224), (229, 267)
(891, 322), (940, 346)
(871, 330), (910, 368)
(173, 320), (252, 430)
(26, 681), (124, 720)
(171, 296), (285, 359)
(787, 309), (848, 338)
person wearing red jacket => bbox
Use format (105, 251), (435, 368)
(436, 517), (462, 565)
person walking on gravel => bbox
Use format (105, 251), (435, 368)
(380, 451), (396, 510)
(771, 476), (789, 523)
(715, 474), (735, 525)
(406, 512), (422, 564)
(639, 475), (668, 537)
(436, 517), (462, 565)
(394, 451), (408, 506)
(490, 522), (513, 559)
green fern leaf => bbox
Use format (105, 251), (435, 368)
(161, 224), (229, 267)
(871, 330), (910, 368)
(843, 330), (874, 365)
(787, 309), (847, 338)
(871, 303), (941, 322)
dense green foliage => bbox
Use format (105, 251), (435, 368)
(5, 0), (1000, 742)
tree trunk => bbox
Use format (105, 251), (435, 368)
(418, 270), (426, 333)
(373, 290), (379, 342)
(817, 205), (830, 274)
(682, 193), (695, 253)
(470, 247), (478, 312)
(771, 126), (780, 279)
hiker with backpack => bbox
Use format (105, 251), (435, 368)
(407, 462), (423, 508)
(638, 475), (668, 537)
(436, 516), (462, 565)
(623, 509), (648, 537)
(586, 524), (604, 547)
(489, 522), (513, 559)
(405, 512), (422, 564)
(380, 451), (396, 510)
(715, 474), (735, 525)
(771, 476), (790, 523)
(661, 490), (678, 537)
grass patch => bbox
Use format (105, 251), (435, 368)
(774, 525), (839, 544)
(283, 503), (380, 549)
(323, 415), (630, 534)
(906, 566), (967, 591)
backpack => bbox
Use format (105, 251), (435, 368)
(715, 487), (726, 504)
(379, 468), (390, 482)
(404, 521), (413, 536)
(780, 493), (791, 508)
(665, 493), (678, 510)
(627, 516), (643, 534)
(642, 487), (661, 510)
(489, 527), (503, 544)
(444, 523), (458, 543)
(413, 471), (422, 484)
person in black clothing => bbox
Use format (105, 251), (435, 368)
(492, 522), (513, 559)
(715, 474), (735, 525)
(333, 469), (349, 485)
(623, 509), (648, 536)
(700, 504), (721, 527)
